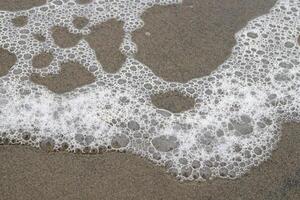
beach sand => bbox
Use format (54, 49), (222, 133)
(0, 123), (299, 200)
(0, 0), (299, 199)
(133, 0), (277, 83)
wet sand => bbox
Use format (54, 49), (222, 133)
(0, 123), (299, 200)
(133, 0), (277, 82)
(0, 0), (299, 199)
(0, 48), (17, 77)
(0, 0), (46, 11)
(31, 62), (95, 94)
(151, 91), (196, 113)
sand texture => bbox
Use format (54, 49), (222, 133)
(0, 123), (299, 200)
(151, 91), (196, 113)
(0, 0), (299, 199)
(30, 62), (95, 94)
(133, 0), (277, 82)
(0, 0), (46, 11)
(0, 48), (17, 77)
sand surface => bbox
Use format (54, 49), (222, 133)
(85, 19), (125, 73)
(133, 0), (277, 82)
(151, 91), (196, 113)
(31, 62), (95, 94)
(0, 123), (299, 200)
(0, 0), (46, 11)
(0, 48), (17, 77)
(0, 0), (299, 199)
(32, 52), (54, 69)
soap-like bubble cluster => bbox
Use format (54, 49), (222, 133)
(0, 0), (299, 181)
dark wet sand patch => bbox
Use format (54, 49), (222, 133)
(75, 0), (93, 5)
(0, 48), (17, 77)
(30, 62), (95, 94)
(11, 16), (28, 27)
(33, 33), (46, 42)
(32, 52), (53, 68)
(133, 0), (277, 82)
(73, 16), (89, 29)
(0, 0), (46, 11)
(85, 19), (125, 73)
(50, 20), (125, 73)
(51, 26), (82, 48)
(0, 122), (299, 200)
(151, 91), (195, 113)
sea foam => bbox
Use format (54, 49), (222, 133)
(0, 0), (299, 181)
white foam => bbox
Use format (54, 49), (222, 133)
(0, 0), (299, 181)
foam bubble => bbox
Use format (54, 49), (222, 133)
(0, 0), (299, 181)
